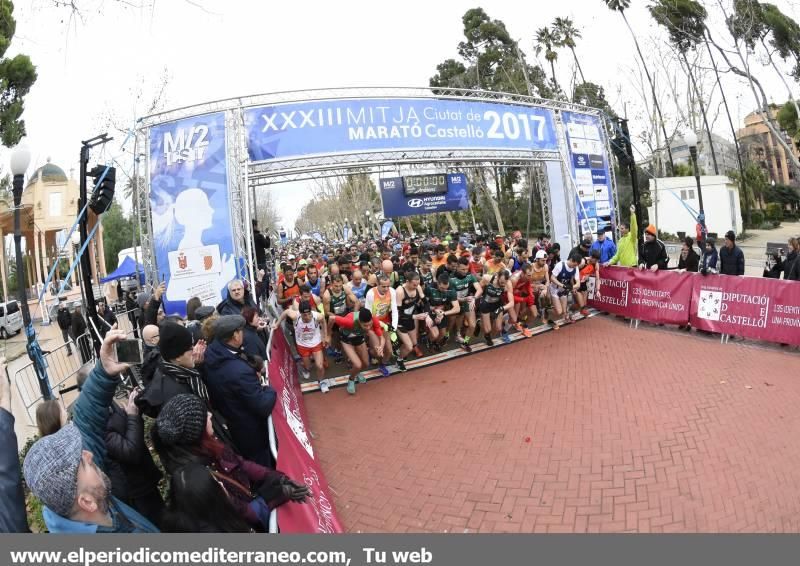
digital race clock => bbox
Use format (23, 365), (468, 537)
(402, 174), (448, 196)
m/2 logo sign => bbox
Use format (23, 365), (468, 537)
(163, 125), (210, 166)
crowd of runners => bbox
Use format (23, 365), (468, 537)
(263, 209), (623, 395)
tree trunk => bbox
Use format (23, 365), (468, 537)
(620, 10), (675, 174)
(703, 34), (750, 229)
(549, 59), (558, 92)
(444, 212), (459, 233)
(480, 169), (505, 236)
(404, 218), (414, 237)
(681, 52), (719, 175)
(570, 46), (587, 86)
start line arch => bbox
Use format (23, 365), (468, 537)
(133, 87), (620, 316)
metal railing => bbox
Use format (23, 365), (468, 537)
(13, 307), (141, 425)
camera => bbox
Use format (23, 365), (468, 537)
(557, 281), (574, 297)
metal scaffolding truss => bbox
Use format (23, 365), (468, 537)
(139, 86), (601, 129)
(135, 128), (157, 285)
(248, 148), (561, 186)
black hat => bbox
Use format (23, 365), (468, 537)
(194, 305), (215, 321)
(725, 230), (736, 242)
(299, 300), (312, 314)
(596, 229), (605, 235)
(581, 239), (592, 248)
(159, 322), (193, 362)
(156, 394), (206, 446)
(214, 315), (246, 341)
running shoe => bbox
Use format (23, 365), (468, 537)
(459, 336), (473, 353)
(580, 308), (590, 317)
(299, 367), (311, 380)
(378, 364), (390, 377)
(515, 323), (533, 338)
(413, 345), (424, 358)
(485, 335), (494, 347)
(501, 332), (511, 344)
(357, 373), (368, 384)
(319, 379), (330, 394)
(396, 358), (407, 372)
(346, 380), (356, 395)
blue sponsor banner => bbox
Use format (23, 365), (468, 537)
(243, 98), (558, 161)
(562, 111), (615, 236)
(380, 173), (469, 218)
(149, 112), (235, 317)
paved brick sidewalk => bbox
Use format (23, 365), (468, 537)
(304, 316), (800, 533)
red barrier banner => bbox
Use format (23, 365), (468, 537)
(690, 274), (800, 345)
(586, 267), (693, 325)
(268, 331), (344, 533)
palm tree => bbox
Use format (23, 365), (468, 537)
(553, 17), (587, 86)
(535, 26), (561, 93)
(603, 0), (674, 173)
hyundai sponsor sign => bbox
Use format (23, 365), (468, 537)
(379, 174), (470, 218)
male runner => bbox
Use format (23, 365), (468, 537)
(326, 308), (384, 395)
(363, 273), (398, 376)
(424, 272), (460, 350)
(478, 269), (515, 345)
(448, 257), (483, 351)
(394, 271), (428, 369)
(274, 300), (328, 386)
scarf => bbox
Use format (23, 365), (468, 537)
(160, 361), (211, 406)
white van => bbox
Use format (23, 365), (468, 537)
(0, 300), (23, 339)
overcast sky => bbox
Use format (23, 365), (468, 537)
(4, 0), (800, 230)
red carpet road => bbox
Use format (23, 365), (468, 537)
(304, 316), (800, 533)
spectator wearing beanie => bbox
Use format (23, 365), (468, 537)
(151, 394), (308, 532)
(677, 237), (700, 272)
(22, 330), (159, 533)
(719, 230), (745, 276)
(203, 315), (277, 468)
(638, 223), (668, 271)
(136, 322), (209, 418)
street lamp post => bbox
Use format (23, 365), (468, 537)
(685, 131), (707, 247)
(10, 141), (52, 400)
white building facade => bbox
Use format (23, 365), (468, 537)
(647, 175), (743, 238)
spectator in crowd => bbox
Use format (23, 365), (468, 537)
(677, 237), (700, 272)
(151, 394), (308, 532)
(161, 464), (251, 532)
(217, 280), (257, 316)
(241, 305), (268, 361)
(97, 301), (117, 339)
(534, 233), (551, 253)
(187, 305), (215, 344)
(546, 243), (561, 269)
(104, 389), (164, 526)
(252, 220), (270, 305)
(784, 237), (800, 280)
(71, 305), (90, 364)
(719, 230), (745, 276)
(136, 322), (209, 418)
(203, 315), (277, 467)
(57, 298), (73, 356)
(140, 324), (161, 387)
(36, 399), (66, 437)
(764, 252), (784, 279)
(570, 238), (592, 261)
(125, 290), (139, 338)
(700, 238), (719, 275)
(136, 292), (151, 331)
(638, 224), (668, 271)
(186, 297), (203, 323)
(591, 229), (617, 264)
(23, 330), (160, 533)
(606, 205), (638, 267)
(0, 357), (28, 532)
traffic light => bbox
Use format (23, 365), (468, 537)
(88, 165), (116, 214)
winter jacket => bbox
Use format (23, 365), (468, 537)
(639, 238), (669, 270)
(216, 291), (257, 317)
(0, 408), (28, 532)
(608, 213), (638, 267)
(253, 229), (268, 266)
(71, 313), (87, 338)
(140, 345), (160, 387)
(700, 247), (719, 274)
(104, 403), (163, 505)
(203, 339), (276, 468)
(590, 238), (617, 264)
(243, 325), (268, 361)
(784, 251), (800, 281)
(136, 360), (209, 418)
(54, 361), (159, 533)
(56, 307), (72, 331)
(677, 248), (700, 272)
(719, 244), (745, 276)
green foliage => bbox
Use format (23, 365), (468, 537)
(534, 26), (560, 89)
(649, 0), (708, 53)
(672, 163), (696, 177)
(603, 0), (631, 11)
(730, 162), (768, 210)
(101, 201), (135, 271)
(777, 101), (799, 141)
(657, 230), (679, 242)
(748, 209), (764, 226)
(758, 221), (777, 229)
(430, 8), (552, 97)
(765, 201), (784, 220)
(0, 0), (37, 146)
(764, 182), (800, 207)
(572, 82), (619, 120)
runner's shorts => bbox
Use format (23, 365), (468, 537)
(296, 343), (323, 358)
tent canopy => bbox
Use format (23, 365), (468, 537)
(100, 256), (145, 283)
